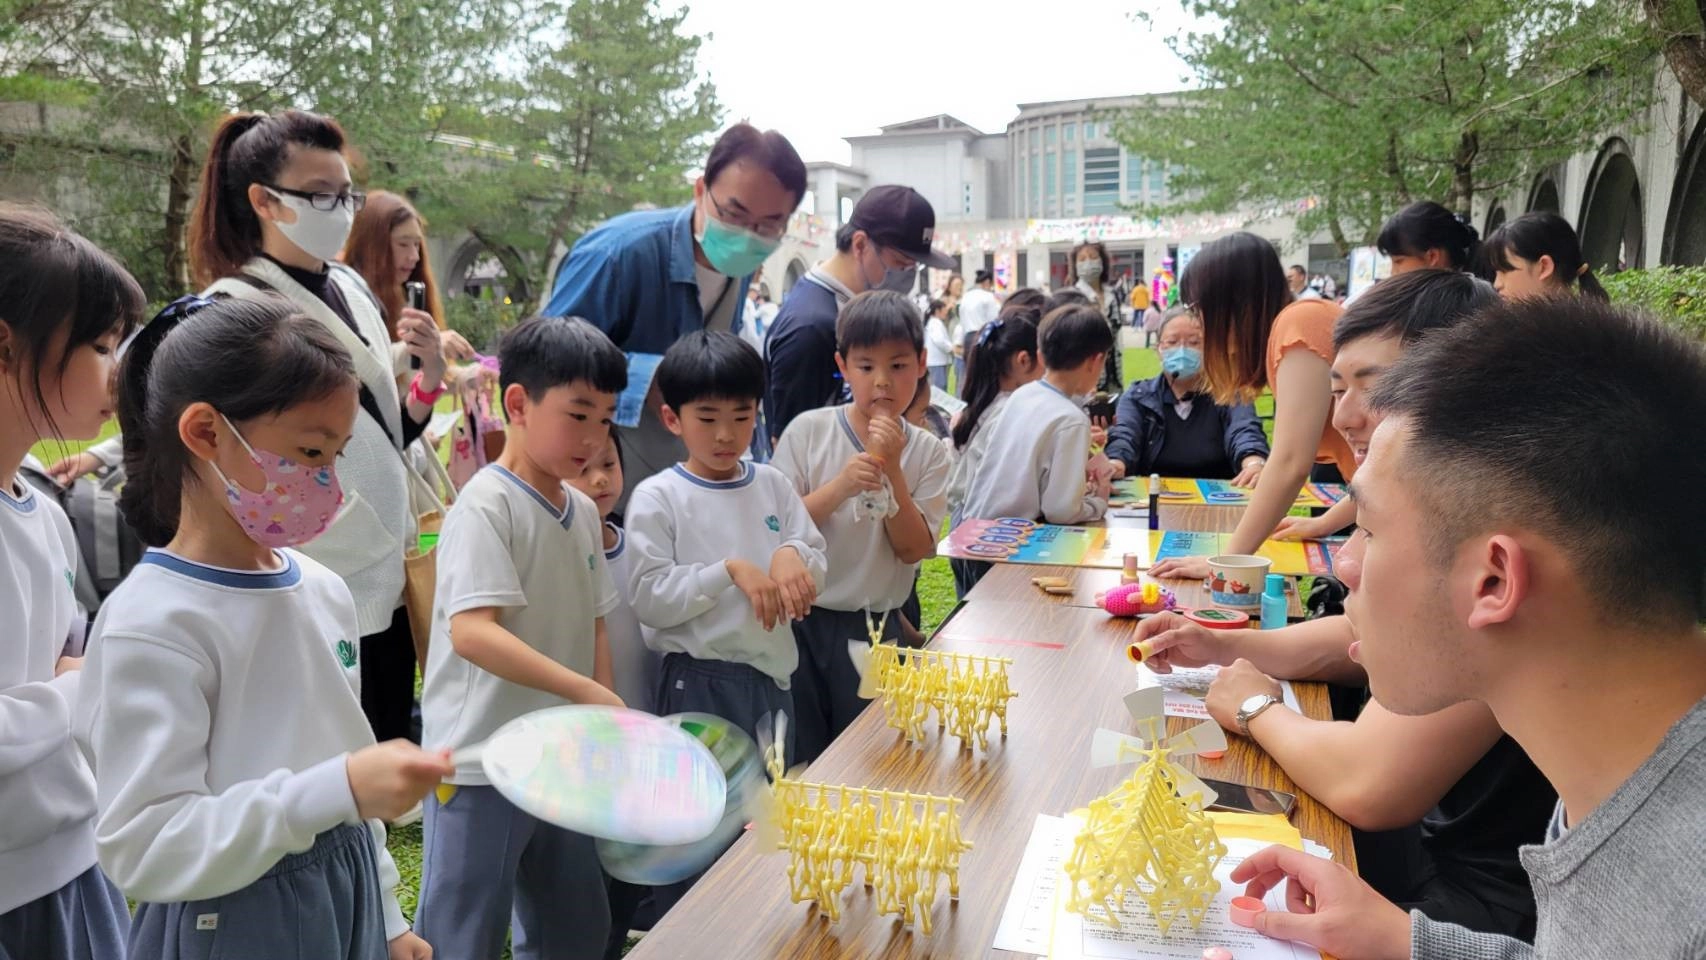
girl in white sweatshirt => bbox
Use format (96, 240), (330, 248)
(78, 295), (452, 960)
(0, 206), (142, 960)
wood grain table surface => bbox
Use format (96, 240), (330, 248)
(628, 571), (1357, 958)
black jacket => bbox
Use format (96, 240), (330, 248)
(1105, 374), (1270, 479)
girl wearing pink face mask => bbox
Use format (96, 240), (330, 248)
(78, 297), (451, 960)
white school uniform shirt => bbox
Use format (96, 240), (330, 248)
(422, 465), (617, 784)
(946, 390), (1013, 523)
(771, 408), (951, 612)
(958, 379), (1107, 525)
(625, 462), (828, 686)
(77, 548), (411, 940)
(600, 523), (656, 712)
(0, 481), (98, 915)
(924, 317), (955, 367)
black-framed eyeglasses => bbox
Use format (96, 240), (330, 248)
(265, 184), (366, 213)
(706, 186), (786, 240)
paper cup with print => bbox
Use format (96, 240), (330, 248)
(1205, 555), (1271, 610)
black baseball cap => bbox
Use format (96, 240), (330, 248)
(847, 185), (957, 270)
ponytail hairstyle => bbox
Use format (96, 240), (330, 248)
(188, 110), (348, 288)
(116, 296), (357, 545)
(952, 306), (1039, 449)
(343, 189), (445, 339)
(0, 204), (145, 441)
(1482, 212), (1609, 302)
(1377, 201), (1480, 271)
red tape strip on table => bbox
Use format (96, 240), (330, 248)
(934, 634), (1067, 650)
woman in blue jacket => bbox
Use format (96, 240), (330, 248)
(1106, 306), (1270, 483)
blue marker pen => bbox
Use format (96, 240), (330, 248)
(1147, 474), (1161, 531)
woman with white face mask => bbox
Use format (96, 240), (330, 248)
(1070, 240), (1124, 392)
(183, 111), (445, 751)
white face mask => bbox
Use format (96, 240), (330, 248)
(265, 188), (355, 263)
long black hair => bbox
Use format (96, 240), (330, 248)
(116, 296), (357, 545)
(1482, 212), (1609, 301)
(952, 306), (1039, 449)
(0, 204), (145, 442)
(1377, 201), (1479, 270)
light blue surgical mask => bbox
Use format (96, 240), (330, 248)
(697, 212), (780, 278)
(1161, 346), (1203, 379)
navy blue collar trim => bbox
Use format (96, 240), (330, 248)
(140, 548), (301, 589)
(0, 481), (38, 514)
(671, 461), (755, 490)
(490, 464), (573, 529)
(604, 522), (626, 560)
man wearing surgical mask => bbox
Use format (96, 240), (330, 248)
(546, 123), (806, 511)
(764, 185), (957, 443)
(1104, 305), (1270, 484)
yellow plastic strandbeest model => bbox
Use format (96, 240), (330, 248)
(1061, 688), (1230, 934)
(754, 721), (973, 934)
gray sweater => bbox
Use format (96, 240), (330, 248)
(1412, 695), (1706, 959)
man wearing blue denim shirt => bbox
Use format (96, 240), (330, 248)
(546, 123), (806, 512)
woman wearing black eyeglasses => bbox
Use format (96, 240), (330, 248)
(185, 110), (445, 755)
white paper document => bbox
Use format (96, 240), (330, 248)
(1049, 837), (1323, 960)
(1134, 664), (1301, 720)
(993, 814), (1076, 955)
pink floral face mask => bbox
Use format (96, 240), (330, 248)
(212, 413), (344, 549)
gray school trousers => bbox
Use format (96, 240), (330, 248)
(0, 863), (128, 960)
(415, 784), (609, 960)
(128, 823), (385, 960)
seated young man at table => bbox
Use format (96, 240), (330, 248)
(1136, 271), (1555, 938)
(952, 303), (1114, 597)
(1194, 297), (1706, 959)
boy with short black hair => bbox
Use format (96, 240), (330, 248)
(952, 303), (1115, 595)
(1213, 298), (1706, 960)
(415, 315), (629, 960)
(772, 290), (952, 762)
(625, 330), (827, 763)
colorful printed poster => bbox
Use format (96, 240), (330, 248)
(1113, 476), (1345, 509)
(941, 519), (1344, 577)
(943, 518), (1152, 568)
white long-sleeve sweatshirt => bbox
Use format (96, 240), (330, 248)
(0, 481), (99, 914)
(625, 462), (827, 685)
(957, 379), (1107, 525)
(76, 548), (410, 940)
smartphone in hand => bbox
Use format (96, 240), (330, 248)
(406, 281), (426, 370)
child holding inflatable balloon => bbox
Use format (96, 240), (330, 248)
(415, 315), (629, 960)
(77, 295), (450, 960)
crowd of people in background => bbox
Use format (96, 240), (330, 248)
(2, 107), (1701, 960)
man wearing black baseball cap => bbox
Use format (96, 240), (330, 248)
(764, 185), (957, 442)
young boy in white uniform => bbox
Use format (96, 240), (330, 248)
(416, 316), (628, 960)
(771, 290), (951, 762)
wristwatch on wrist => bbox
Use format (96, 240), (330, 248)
(1235, 693), (1281, 738)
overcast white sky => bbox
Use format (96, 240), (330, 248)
(676, 0), (1204, 165)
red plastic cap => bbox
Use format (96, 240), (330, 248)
(1229, 895), (1266, 928)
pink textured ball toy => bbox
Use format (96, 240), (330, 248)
(1097, 581), (1177, 617)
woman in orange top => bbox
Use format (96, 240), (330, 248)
(1149, 232), (1354, 580)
